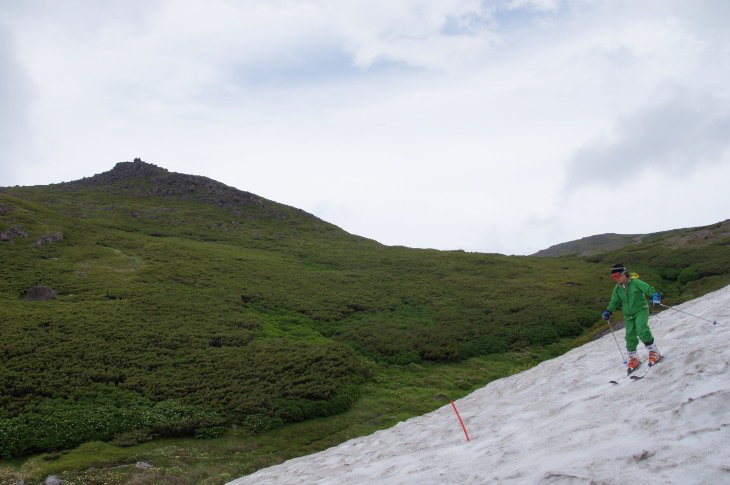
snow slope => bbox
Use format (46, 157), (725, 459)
(228, 285), (730, 484)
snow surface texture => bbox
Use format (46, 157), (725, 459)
(228, 286), (730, 484)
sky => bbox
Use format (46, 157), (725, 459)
(1, 0), (729, 255)
(229, 285), (730, 484)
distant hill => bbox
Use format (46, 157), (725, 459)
(532, 233), (646, 257)
(532, 220), (730, 257)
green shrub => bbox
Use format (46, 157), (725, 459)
(678, 267), (700, 285)
(240, 414), (284, 434)
(0, 398), (226, 459)
(109, 429), (155, 447)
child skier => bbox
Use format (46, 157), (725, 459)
(602, 263), (663, 374)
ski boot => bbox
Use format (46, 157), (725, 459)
(647, 342), (663, 367)
(626, 351), (641, 374)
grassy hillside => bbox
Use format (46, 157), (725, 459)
(1, 161), (729, 483)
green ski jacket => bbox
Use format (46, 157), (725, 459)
(607, 278), (657, 317)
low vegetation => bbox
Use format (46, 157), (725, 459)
(1, 161), (728, 483)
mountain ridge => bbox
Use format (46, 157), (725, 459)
(1, 159), (365, 244)
(532, 233), (646, 257)
(53, 159), (327, 226)
(8, 159), (726, 256)
(532, 220), (730, 257)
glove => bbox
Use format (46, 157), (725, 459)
(602, 310), (612, 321)
(651, 293), (662, 306)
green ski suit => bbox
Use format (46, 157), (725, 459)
(607, 278), (657, 352)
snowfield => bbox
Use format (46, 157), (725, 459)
(228, 285), (730, 484)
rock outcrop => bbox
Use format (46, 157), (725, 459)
(0, 227), (27, 241)
(0, 202), (13, 215)
(57, 160), (286, 218)
(26, 286), (58, 301)
(33, 232), (64, 247)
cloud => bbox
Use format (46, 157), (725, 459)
(505, 0), (561, 13)
(0, 25), (34, 185)
(564, 87), (730, 189)
(326, 1), (500, 70)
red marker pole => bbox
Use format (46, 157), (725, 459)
(451, 400), (470, 442)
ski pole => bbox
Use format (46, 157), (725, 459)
(606, 318), (627, 364)
(659, 303), (718, 325)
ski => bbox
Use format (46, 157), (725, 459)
(609, 361), (642, 384)
(609, 373), (630, 384)
(631, 368), (658, 381)
(629, 368), (650, 380)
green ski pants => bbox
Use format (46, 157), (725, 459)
(625, 307), (653, 352)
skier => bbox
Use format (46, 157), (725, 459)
(602, 263), (663, 374)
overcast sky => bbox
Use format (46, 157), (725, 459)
(1, 0), (728, 255)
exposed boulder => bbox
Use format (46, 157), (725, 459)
(26, 286), (57, 301)
(0, 202), (13, 215)
(33, 232), (64, 247)
(0, 227), (27, 241)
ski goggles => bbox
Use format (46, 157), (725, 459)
(610, 270), (626, 282)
